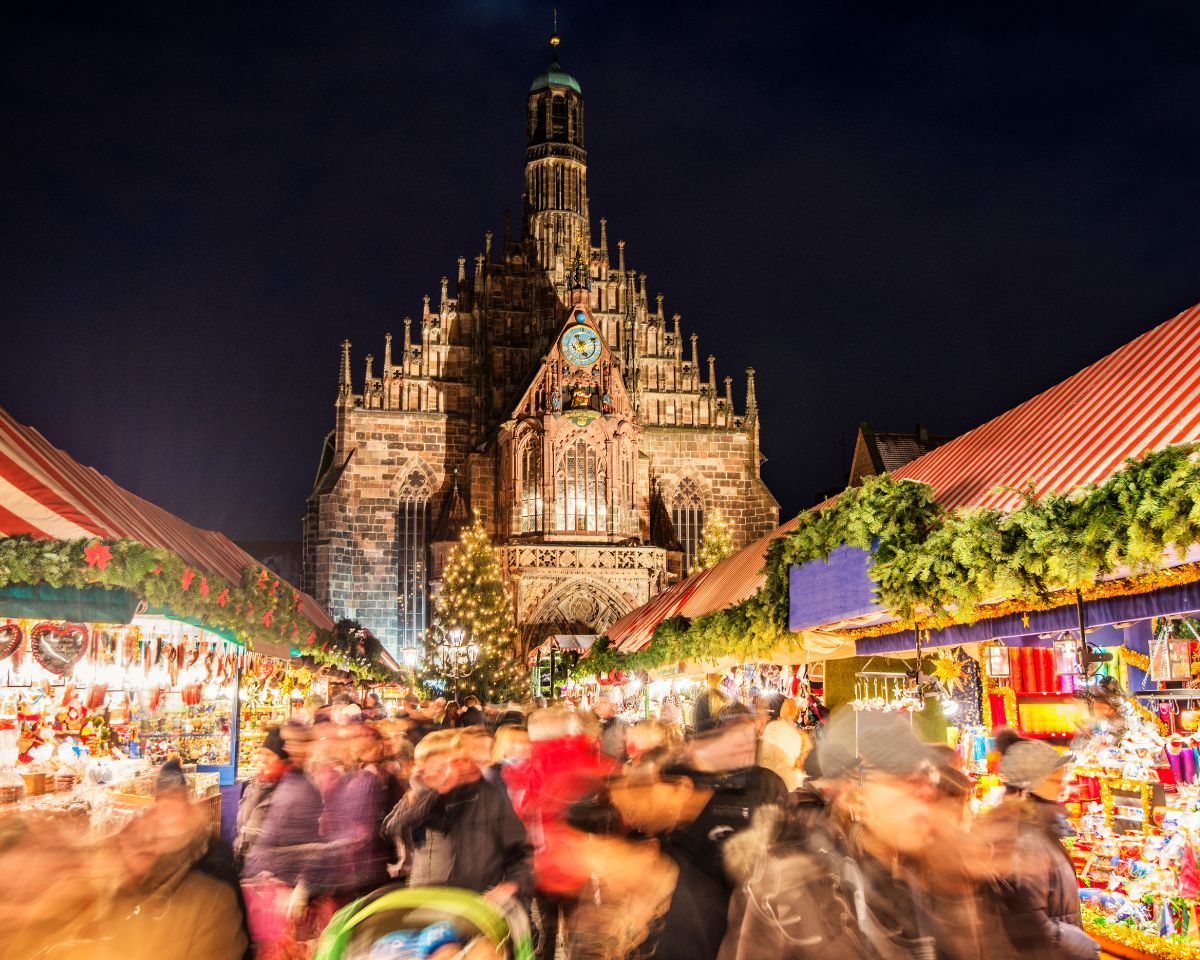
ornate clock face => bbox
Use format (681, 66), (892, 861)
(560, 323), (602, 366)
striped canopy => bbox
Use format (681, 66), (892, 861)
(608, 300), (1200, 653)
(0, 405), (333, 629)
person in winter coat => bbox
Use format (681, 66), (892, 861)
(976, 736), (1098, 960)
(383, 729), (533, 902)
(459, 695), (486, 727)
(719, 709), (989, 960)
(0, 770), (249, 960)
(663, 712), (787, 894)
(320, 722), (391, 898)
(234, 726), (292, 870)
(594, 691), (630, 761)
(242, 730), (325, 893)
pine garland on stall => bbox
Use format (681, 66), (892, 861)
(420, 515), (524, 702)
(575, 444), (1200, 678)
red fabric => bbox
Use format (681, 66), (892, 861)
(988, 692), (1010, 728)
(503, 735), (615, 895)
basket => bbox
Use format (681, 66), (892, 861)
(313, 886), (534, 960)
(21, 773), (47, 797)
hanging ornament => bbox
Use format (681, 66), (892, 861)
(83, 542), (112, 571)
(217, 588), (229, 607)
(262, 609), (273, 627)
(269, 580), (279, 598)
(257, 570), (269, 589)
(931, 649), (967, 693)
(180, 569), (195, 591)
(199, 576), (209, 597)
(30, 621), (88, 676)
(0, 621), (23, 661)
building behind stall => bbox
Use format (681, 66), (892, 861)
(303, 35), (779, 658)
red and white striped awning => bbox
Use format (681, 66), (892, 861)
(0, 406), (333, 629)
(609, 300), (1200, 653)
(894, 302), (1200, 508)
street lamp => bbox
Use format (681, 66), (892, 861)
(436, 626), (480, 701)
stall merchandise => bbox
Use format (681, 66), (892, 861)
(0, 612), (304, 785)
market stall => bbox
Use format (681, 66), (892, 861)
(0, 404), (358, 821)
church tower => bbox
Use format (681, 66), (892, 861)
(524, 29), (589, 269)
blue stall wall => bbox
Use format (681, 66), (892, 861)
(789, 546), (880, 632)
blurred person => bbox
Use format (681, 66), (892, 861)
(1, 764), (250, 960)
(594, 690), (629, 760)
(292, 693), (327, 727)
(488, 722), (532, 790)
(720, 709), (988, 960)
(460, 694), (485, 726)
(975, 736), (1097, 960)
(625, 717), (679, 770)
(504, 707), (616, 960)
(320, 723), (391, 898)
(441, 699), (462, 729)
(361, 691), (387, 721)
(457, 725), (496, 773)
(382, 729), (532, 903)
(242, 724), (325, 894)
(658, 694), (684, 729)
(234, 726), (292, 870)
(663, 711), (787, 896)
(759, 699), (810, 791)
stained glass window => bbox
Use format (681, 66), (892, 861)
(397, 472), (431, 654)
(672, 478), (704, 573)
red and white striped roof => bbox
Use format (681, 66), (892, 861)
(894, 301), (1200, 508)
(0, 406), (333, 629)
(609, 300), (1200, 653)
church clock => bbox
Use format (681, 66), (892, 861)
(560, 324), (601, 367)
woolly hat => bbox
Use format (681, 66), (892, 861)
(999, 738), (1066, 790)
(262, 725), (289, 762)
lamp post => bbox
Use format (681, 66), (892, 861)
(435, 626), (480, 702)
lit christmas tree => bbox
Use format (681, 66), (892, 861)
(421, 514), (524, 702)
(693, 508), (734, 573)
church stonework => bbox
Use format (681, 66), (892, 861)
(303, 38), (779, 658)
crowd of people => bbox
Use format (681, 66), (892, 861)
(0, 685), (1099, 960)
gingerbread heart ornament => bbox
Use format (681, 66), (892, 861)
(30, 621), (88, 676)
(0, 622), (22, 661)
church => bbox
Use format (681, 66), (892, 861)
(302, 35), (779, 659)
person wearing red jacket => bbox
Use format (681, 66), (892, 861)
(503, 708), (615, 960)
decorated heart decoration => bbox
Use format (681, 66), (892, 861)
(30, 621), (88, 676)
(0, 621), (23, 661)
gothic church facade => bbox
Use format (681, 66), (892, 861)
(303, 38), (779, 658)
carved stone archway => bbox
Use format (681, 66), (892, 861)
(521, 576), (633, 653)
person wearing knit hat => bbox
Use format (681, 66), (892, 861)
(978, 735), (1097, 959)
(999, 738), (1067, 794)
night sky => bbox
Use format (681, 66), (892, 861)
(5, 2), (1199, 541)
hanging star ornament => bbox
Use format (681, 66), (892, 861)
(931, 651), (967, 693)
(83, 542), (112, 571)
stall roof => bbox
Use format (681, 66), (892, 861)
(0, 405), (334, 631)
(611, 300), (1200, 655)
(610, 516), (800, 652)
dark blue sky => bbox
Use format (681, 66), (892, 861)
(4, 2), (1199, 539)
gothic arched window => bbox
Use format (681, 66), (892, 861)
(519, 442), (543, 533)
(671, 478), (704, 573)
(396, 471), (431, 653)
(556, 439), (607, 533)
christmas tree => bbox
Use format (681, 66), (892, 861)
(420, 515), (525, 703)
(693, 508), (734, 573)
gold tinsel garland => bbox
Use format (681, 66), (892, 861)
(1083, 911), (1200, 960)
(839, 562), (1200, 641)
(1120, 645), (1152, 673)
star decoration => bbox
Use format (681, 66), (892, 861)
(1022, 612), (1030, 628)
(198, 576), (209, 597)
(84, 542), (112, 571)
(216, 588), (228, 607)
(180, 569), (195, 591)
(931, 652), (966, 693)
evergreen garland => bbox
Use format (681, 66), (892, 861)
(576, 444), (1200, 678)
(0, 535), (399, 681)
